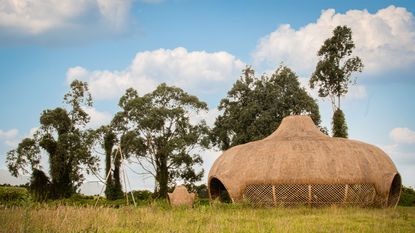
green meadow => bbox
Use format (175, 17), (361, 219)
(1, 204), (414, 233)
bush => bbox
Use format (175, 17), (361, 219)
(0, 186), (30, 206)
(399, 186), (415, 206)
(29, 169), (50, 201)
(130, 190), (153, 202)
(332, 108), (348, 138)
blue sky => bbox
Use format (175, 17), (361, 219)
(0, 0), (415, 191)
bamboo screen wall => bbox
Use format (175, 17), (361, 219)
(243, 183), (378, 207)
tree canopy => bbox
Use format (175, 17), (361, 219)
(93, 125), (124, 200)
(112, 83), (210, 198)
(309, 25), (363, 138)
(7, 80), (98, 199)
(309, 25), (363, 110)
(211, 65), (321, 151)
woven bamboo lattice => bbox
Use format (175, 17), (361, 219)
(243, 183), (376, 207)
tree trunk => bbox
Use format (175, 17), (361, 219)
(104, 146), (112, 197)
(338, 94), (341, 110)
(157, 156), (169, 198)
(112, 153), (123, 199)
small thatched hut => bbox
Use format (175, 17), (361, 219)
(208, 115), (401, 207)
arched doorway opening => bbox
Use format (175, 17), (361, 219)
(209, 177), (232, 203)
(387, 173), (402, 207)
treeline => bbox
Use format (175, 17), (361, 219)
(6, 26), (363, 201)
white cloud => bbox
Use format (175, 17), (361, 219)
(0, 0), (133, 43)
(0, 129), (18, 140)
(200, 149), (221, 184)
(189, 108), (221, 128)
(0, 128), (19, 147)
(67, 47), (245, 100)
(253, 6), (415, 76)
(0, 127), (40, 148)
(381, 143), (415, 188)
(390, 127), (415, 144)
(84, 107), (112, 128)
(66, 66), (89, 81)
(347, 85), (367, 99)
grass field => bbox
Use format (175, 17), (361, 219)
(1, 203), (414, 233)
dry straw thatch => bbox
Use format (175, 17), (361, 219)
(208, 115), (401, 208)
(167, 185), (196, 207)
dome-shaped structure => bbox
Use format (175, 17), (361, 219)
(208, 115), (401, 207)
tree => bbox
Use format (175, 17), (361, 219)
(332, 108), (348, 138)
(310, 25), (363, 110)
(94, 126), (124, 200)
(211, 65), (321, 150)
(6, 80), (98, 199)
(309, 26), (363, 138)
(113, 83), (209, 198)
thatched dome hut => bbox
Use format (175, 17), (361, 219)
(208, 115), (401, 207)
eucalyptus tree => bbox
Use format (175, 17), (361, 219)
(309, 25), (363, 138)
(113, 83), (209, 198)
(7, 80), (98, 199)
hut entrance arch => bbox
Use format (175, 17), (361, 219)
(387, 173), (401, 207)
(209, 177), (232, 203)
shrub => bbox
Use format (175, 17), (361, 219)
(332, 108), (348, 138)
(399, 186), (415, 206)
(130, 190), (153, 202)
(29, 169), (50, 201)
(0, 186), (30, 206)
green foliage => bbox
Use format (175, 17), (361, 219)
(332, 108), (348, 138)
(29, 169), (50, 201)
(310, 25), (363, 110)
(7, 138), (40, 177)
(95, 126), (124, 200)
(212, 65), (321, 150)
(114, 83), (209, 198)
(129, 190), (153, 202)
(0, 186), (30, 206)
(399, 186), (415, 206)
(194, 184), (208, 199)
(6, 80), (99, 200)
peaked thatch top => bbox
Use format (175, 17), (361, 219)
(266, 115), (326, 139)
(208, 115), (399, 202)
(167, 185), (195, 207)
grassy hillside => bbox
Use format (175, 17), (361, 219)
(1, 204), (414, 233)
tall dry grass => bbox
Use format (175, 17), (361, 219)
(1, 204), (414, 232)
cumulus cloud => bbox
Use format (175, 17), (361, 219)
(0, 128), (19, 147)
(381, 143), (415, 187)
(189, 108), (221, 128)
(67, 47), (245, 100)
(84, 107), (112, 128)
(0, 0), (133, 44)
(253, 6), (415, 76)
(0, 129), (18, 140)
(390, 127), (415, 144)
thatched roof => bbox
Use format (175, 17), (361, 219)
(167, 185), (195, 207)
(208, 115), (400, 206)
